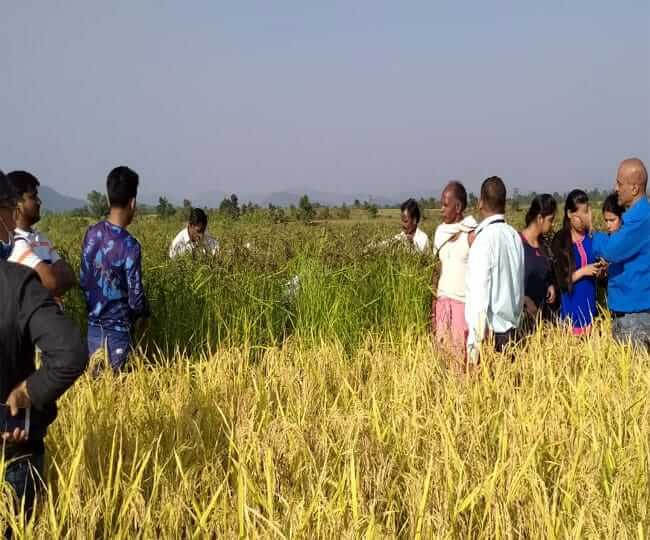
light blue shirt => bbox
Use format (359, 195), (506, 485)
(592, 196), (650, 313)
(465, 214), (525, 358)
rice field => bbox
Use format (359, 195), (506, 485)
(2, 210), (648, 538)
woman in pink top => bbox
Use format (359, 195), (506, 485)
(432, 181), (477, 361)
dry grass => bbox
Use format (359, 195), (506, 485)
(2, 321), (648, 538)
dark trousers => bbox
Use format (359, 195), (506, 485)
(494, 328), (518, 354)
(3, 450), (44, 538)
(87, 324), (133, 371)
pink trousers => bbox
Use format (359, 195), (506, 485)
(433, 296), (468, 356)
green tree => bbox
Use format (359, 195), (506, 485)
(268, 203), (287, 223)
(157, 196), (176, 218)
(367, 204), (379, 219)
(511, 188), (521, 212)
(219, 193), (240, 219)
(338, 203), (351, 220)
(182, 199), (192, 219)
(298, 194), (316, 224)
(87, 190), (109, 219)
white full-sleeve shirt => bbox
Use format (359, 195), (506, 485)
(394, 228), (431, 254)
(169, 227), (219, 259)
(465, 214), (524, 356)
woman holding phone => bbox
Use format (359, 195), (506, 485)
(551, 190), (604, 336)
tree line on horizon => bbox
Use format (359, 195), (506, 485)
(67, 187), (615, 224)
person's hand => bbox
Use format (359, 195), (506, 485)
(405, 233), (415, 244)
(546, 285), (556, 305)
(579, 263), (601, 279)
(595, 259), (609, 278)
(2, 381), (30, 443)
(524, 296), (538, 318)
(468, 231), (477, 247)
(1, 427), (28, 444)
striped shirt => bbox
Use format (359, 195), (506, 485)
(9, 227), (61, 269)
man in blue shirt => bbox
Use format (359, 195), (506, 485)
(589, 158), (650, 348)
(80, 166), (150, 370)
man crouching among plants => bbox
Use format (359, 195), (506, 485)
(0, 171), (88, 534)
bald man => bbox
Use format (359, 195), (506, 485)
(590, 158), (650, 348)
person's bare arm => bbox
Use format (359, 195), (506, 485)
(571, 263), (600, 283)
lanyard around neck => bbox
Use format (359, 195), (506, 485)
(475, 218), (505, 237)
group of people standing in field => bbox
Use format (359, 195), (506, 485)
(0, 158), (649, 528)
(426, 158), (650, 368)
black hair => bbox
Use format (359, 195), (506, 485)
(189, 208), (208, 227)
(480, 176), (507, 213)
(400, 198), (421, 224)
(6, 170), (40, 198)
(107, 166), (139, 208)
(551, 189), (589, 293)
(525, 193), (557, 226)
(0, 170), (18, 208)
(602, 192), (624, 218)
(445, 181), (468, 212)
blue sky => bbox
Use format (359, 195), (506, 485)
(1, 1), (648, 202)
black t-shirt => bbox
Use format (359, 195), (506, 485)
(521, 235), (554, 308)
(0, 261), (87, 457)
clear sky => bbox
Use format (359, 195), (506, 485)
(1, 1), (648, 202)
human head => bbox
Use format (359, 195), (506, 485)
(615, 158), (647, 208)
(7, 170), (41, 228)
(0, 170), (18, 247)
(478, 176), (506, 217)
(400, 198), (421, 235)
(602, 192), (624, 233)
(524, 193), (557, 235)
(440, 181), (467, 224)
(563, 189), (590, 235)
(107, 166), (139, 224)
(188, 208), (208, 243)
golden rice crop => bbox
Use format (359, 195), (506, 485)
(3, 211), (645, 539)
(2, 321), (648, 538)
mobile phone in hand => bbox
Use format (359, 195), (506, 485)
(0, 405), (30, 437)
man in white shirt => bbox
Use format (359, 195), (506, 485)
(169, 208), (219, 259)
(7, 171), (76, 299)
(395, 198), (430, 254)
(465, 176), (524, 364)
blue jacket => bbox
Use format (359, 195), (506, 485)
(592, 197), (650, 313)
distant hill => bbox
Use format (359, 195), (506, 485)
(40, 186), (86, 212)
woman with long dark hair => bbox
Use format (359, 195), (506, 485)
(551, 190), (604, 335)
(520, 194), (557, 324)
